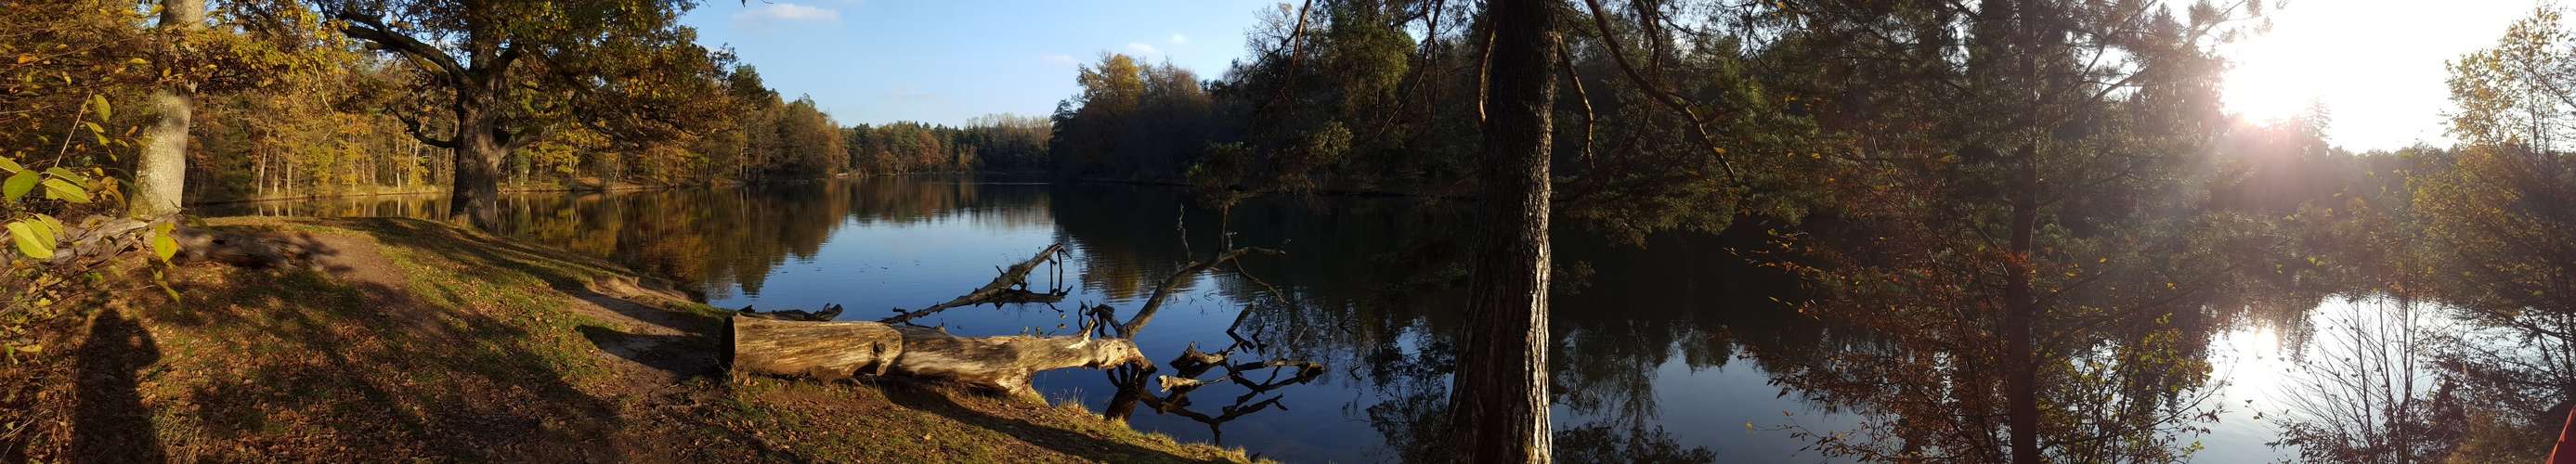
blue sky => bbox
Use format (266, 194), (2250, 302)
(682, 0), (2546, 152)
(678, 0), (1278, 128)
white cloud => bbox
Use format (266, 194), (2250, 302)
(1170, 34), (1190, 45)
(1041, 54), (1078, 66)
(733, 4), (840, 32)
(1126, 43), (1161, 56)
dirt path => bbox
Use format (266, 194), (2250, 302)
(302, 232), (718, 388)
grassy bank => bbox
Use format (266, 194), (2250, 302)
(0, 216), (1262, 463)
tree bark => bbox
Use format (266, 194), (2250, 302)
(450, 88), (506, 229)
(130, 0), (203, 218)
(1445, 0), (1559, 462)
(725, 316), (902, 380)
(2006, 146), (2040, 464)
(2008, 0), (2046, 460)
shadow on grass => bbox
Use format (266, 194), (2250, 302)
(141, 220), (637, 459)
(70, 308), (163, 464)
(576, 325), (713, 376)
(878, 383), (1228, 464)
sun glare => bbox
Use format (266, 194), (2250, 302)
(2213, 321), (2290, 393)
(2222, 36), (2326, 124)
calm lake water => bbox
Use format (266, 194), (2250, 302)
(206, 174), (2299, 463)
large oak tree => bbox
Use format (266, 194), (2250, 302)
(317, 0), (722, 228)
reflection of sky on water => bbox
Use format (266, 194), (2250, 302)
(2201, 322), (2293, 462)
(206, 175), (2368, 463)
(682, 178), (1863, 463)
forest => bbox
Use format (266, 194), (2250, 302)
(6, 0), (2576, 462)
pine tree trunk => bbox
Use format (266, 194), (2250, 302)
(131, 0), (203, 218)
(2007, 0), (2046, 460)
(2006, 147), (2040, 464)
(1445, 0), (1559, 462)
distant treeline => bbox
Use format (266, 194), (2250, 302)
(165, 61), (1047, 204)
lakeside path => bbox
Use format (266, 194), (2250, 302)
(25, 216), (1267, 463)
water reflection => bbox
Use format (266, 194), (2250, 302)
(204, 175), (1876, 463)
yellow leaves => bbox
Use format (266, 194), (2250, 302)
(150, 223), (178, 263)
(1, 171), (33, 202)
(41, 176), (89, 203)
(7, 213), (62, 259)
(13, 56), (31, 64)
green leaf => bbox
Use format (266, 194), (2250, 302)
(7, 222), (54, 259)
(2, 172), (33, 202)
(0, 156), (20, 174)
(82, 122), (100, 135)
(87, 95), (110, 120)
(150, 226), (176, 262)
(42, 178), (90, 203)
(44, 167), (87, 188)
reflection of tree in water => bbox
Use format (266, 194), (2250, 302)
(1554, 422), (1717, 464)
(206, 176), (1900, 461)
(1124, 335), (1326, 445)
(1074, 203), (1335, 445)
(1055, 187), (1815, 461)
(201, 175), (1054, 303)
(1360, 333), (1456, 463)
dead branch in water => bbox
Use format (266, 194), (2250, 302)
(879, 243), (1069, 325)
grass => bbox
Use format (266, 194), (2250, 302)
(0, 216), (1271, 463)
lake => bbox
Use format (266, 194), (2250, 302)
(205, 174), (2298, 463)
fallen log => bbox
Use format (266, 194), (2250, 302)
(7, 214), (301, 268)
(879, 324), (1144, 396)
(725, 315), (1144, 396)
(725, 316), (902, 380)
(167, 224), (299, 267)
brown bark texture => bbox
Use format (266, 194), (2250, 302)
(724, 316), (902, 380)
(1445, 0), (1559, 462)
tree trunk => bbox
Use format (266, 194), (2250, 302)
(2006, 146), (2040, 464)
(2008, 0), (2046, 459)
(130, 0), (202, 218)
(450, 90), (505, 229)
(1445, 0), (1559, 462)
